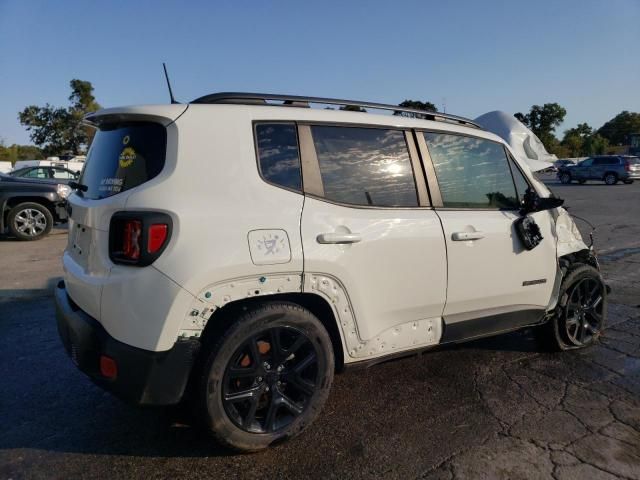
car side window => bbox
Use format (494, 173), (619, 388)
(52, 169), (73, 179)
(26, 168), (48, 179)
(310, 126), (418, 207)
(424, 132), (519, 209)
(508, 157), (531, 203)
(581, 159), (593, 167)
(255, 123), (302, 192)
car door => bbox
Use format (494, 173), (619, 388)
(417, 131), (557, 341)
(591, 158), (608, 179)
(300, 125), (447, 358)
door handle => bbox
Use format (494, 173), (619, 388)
(317, 233), (362, 244)
(451, 231), (484, 241)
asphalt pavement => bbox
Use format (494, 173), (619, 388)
(1, 177), (639, 479)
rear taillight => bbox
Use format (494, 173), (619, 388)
(123, 220), (142, 260)
(624, 161), (630, 172)
(109, 212), (172, 266)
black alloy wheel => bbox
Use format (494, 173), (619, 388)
(222, 326), (319, 434)
(563, 276), (605, 346)
(199, 302), (334, 451)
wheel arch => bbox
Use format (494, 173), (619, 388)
(4, 196), (58, 225)
(199, 292), (346, 372)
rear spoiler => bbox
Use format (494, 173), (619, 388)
(84, 104), (189, 128)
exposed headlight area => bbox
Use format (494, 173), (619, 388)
(57, 184), (72, 199)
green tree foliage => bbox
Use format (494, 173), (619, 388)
(0, 139), (44, 164)
(18, 79), (101, 156)
(394, 99), (438, 118)
(514, 103), (567, 150)
(597, 111), (640, 145)
(560, 122), (610, 157)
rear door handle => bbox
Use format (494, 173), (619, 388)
(451, 231), (484, 241)
(317, 233), (362, 244)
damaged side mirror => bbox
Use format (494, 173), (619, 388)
(515, 188), (564, 251)
(520, 188), (564, 215)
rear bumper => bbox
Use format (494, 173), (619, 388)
(55, 281), (200, 406)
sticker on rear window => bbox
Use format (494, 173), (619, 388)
(119, 147), (137, 168)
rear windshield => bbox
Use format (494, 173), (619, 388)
(80, 122), (166, 199)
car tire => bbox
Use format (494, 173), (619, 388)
(578, 180), (586, 184)
(537, 264), (607, 351)
(623, 180), (634, 184)
(559, 173), (572, 184)
(604, 173), (618, 185)
(7, 202), (53, 241)
(198, 301), (335, 452)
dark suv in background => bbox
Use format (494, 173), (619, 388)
(0, 173), (70, 240)
(558, 155), (640, 185)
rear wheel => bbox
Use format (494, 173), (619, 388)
(604, 173), (618, 185)
(199, 302), (334, 451)
(578, 179), (586, 184)
(623, 180), (634, 184)
(559, 172), (572, 184)
(538, 264), (607, 351)
(7, 202), (53, 241)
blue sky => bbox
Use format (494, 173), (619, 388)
(1, 0), (638, 145)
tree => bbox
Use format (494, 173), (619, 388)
(18, 79), (101, 156)
(597, 111), (640, 145)
(514, 103), (567, 150)
(394, 99), (437, 118)
(0, 140), (44, 164)
(560, 122), (610, 157)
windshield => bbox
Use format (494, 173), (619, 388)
(79, 122), (167, 200)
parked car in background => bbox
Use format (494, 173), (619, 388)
(14, 157), (85, 175)
(557, 155), (640, 185)
(55, 92), (606, 451)
(9, 165), (80, 183)
(0, 173), (70, 240)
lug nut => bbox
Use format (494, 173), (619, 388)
(277, 365), (284, 372)
(257, 376), (263, 382)
(263, 362), (271, 370)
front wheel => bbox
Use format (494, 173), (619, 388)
(7, 202), (53, 241)
(199, 302), (335, 452)
(538, 264), (607, 351)
(559, 172), (572, 184)
(604, 173), (618, 185)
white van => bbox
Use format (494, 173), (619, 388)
(55, 93), (607, 451)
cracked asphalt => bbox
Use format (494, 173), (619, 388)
(1, 177), (639, 479)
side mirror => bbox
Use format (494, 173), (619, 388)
(520, 188), (564, 215)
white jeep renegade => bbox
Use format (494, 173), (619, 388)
(55, 93), (607, 451)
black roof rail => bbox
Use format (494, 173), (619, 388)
(191, 92), (481, 129)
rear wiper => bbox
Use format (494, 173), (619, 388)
(69, 181), (88, 192)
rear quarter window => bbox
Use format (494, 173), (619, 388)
(80, 123), (167, 199)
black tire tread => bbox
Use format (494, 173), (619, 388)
(7, 201), (54, 241)
(197, 301), (334, 452)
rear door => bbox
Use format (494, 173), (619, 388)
(300, 125), (447, 358)
(417, 131), (556, 341)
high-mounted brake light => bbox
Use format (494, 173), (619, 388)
(109, 212), (172, 266)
